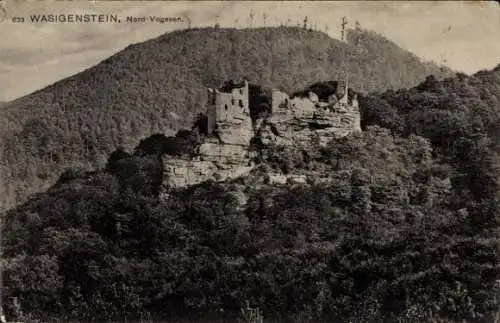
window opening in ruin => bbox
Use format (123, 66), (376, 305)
(225, 104), (228, 111)
(239, 89), (244, 95)
(239, 100), (244, 108)
(231, 98), (235, 105)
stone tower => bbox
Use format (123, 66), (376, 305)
(207, 80), (250, 134)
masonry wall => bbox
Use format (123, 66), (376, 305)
(214, 81), (249, 122)
(271, 89), (290, 114)
(206, 89), (217, 134)
(290, 96), (316, 116)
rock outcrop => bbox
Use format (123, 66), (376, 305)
(162, 81), (254, 192)
(161, 80), (362, 194)
(162, 158), (252, 189)
(259, 88), (361, 148)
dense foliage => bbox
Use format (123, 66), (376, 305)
(0, 26), (452, 211)
(2, 124), (499, 322)
(3, 60), (500, 322)
(360, 67), (500, 223)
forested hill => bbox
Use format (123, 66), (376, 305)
(0, 26), (453, 210)
(360, 63), (500, 157)
(4, 66), (500, 322)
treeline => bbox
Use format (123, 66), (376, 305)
(0, 26), (453, 211)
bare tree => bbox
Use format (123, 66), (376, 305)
(185, 15), (192, 29)
(341, 16), (348, 41)
(355, 20), (361, 31)
(441, 54), (448, 65)
(249, 10), (255, 27)
(440, 54), (448, 73)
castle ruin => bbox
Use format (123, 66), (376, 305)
(206, 80), (250, 134)
(162, 78), (362, 192)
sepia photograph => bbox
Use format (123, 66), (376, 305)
(0, 0), (500, 322)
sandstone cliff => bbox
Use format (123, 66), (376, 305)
(161, 81), (362, 194)
(162, 104), (254, 192)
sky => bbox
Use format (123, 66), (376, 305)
(0, 0), (499, 102)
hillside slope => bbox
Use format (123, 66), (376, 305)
(360, 64), (500, 158)
(0, 26), (453, 210)
(4, 64), (500, 323)
(2, 127), (499, 322)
